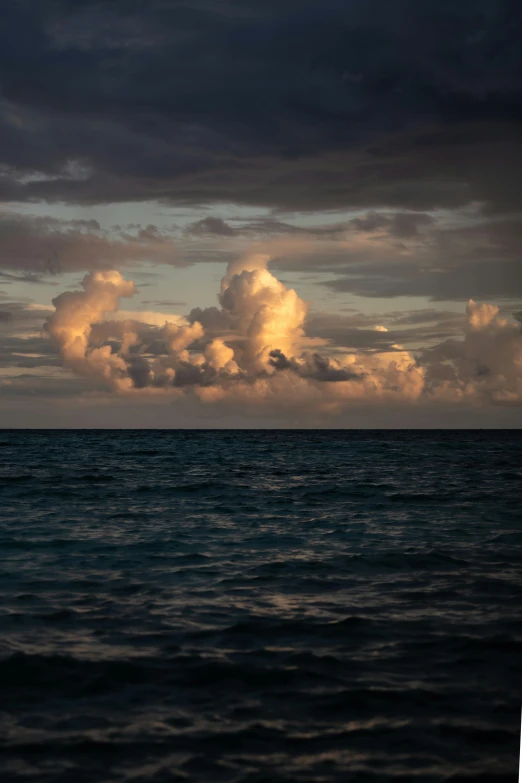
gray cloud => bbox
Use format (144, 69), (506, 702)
(186, 217), (237, 237)
(321, 258), (522, 301)
(0, 0), (519, 214)
(141, 299), (187, 308)
(305, 309), (466, 350)
(263, 212), (522, 301)
(187, 306), (233, 333)
(0, 212), (180, 274)
(269, 349), (364, 382)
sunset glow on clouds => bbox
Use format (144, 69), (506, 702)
(42, 254), (522, 418)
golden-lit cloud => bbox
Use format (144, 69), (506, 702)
(44, 252), (522, 412)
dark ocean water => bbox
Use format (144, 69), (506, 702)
(0, 430), (521, 783)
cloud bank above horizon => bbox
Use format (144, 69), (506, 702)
(43, 253), (522, 417)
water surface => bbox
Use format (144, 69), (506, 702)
(0, 430), (521, 781)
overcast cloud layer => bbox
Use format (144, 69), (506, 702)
(0, 0), (521, 209)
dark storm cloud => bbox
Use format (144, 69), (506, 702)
(0, 0), (520, 211)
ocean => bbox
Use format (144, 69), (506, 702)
(0, 430), (520, 782)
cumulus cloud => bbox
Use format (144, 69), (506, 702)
(44, 252), (522, 412)
(46, 270), (138, 392)
(424, 300), (522, 406)
(219, 253), (308, 371)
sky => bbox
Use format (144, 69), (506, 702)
(0, 0), (521, 427)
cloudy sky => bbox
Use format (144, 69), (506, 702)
(0, 0), (521, 427)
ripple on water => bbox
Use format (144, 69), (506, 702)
(0, 429), (520, 782)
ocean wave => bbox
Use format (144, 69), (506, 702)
(0, 430), (520, 782)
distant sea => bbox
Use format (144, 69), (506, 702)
(0, 430), (521, 782)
